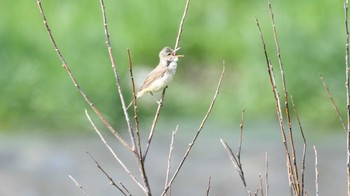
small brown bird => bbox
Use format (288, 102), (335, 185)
(127, 47), (183, 109)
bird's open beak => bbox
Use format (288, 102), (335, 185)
(174, 54), (184, 58)
(172, 47), (184, 58)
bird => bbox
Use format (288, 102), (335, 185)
(126, 47), (184, 110)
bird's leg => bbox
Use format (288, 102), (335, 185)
(150, 92), (161, 104)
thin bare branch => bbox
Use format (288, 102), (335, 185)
(265, 152), (269, 196)
(256, 17), (295, 194)
(143, 88), (167, 161)
(268, 1), (300, 194)
(319, 74), (346, 131)
(259, 173), (264, 196)
(174, 0), (191, 51)
(238, 109), (245, 160)
(98, 3), (152, 193)
(84, 109), (147, 194)
(344, 1), (350, 193)
(313, 146), (319, 196)
(221, 139), (248, 192)
(290, 95), (307, 196)
(164, 125), (179, 193)
(36, 0), (131, 151)
(68, 175), (90, 196)
(127, 49), (142, 154)
(162, 65), (225, 196)
(86, 152), (129, 196)
(144, 0), (190, 161)
(206, 176), (212, 196)
(98, 0), (137, 153)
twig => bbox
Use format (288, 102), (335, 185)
(221, 139), (248, 192)
(319, 74), (346, 131)
(98, 0), (137, 153)
(162, 65), (225, 196)
(164, 125), (179, 194)
(220, 104), (248, 193)
(86, 152), (129, 196)
(84, 109), (147, 194)
(119, 182), (132, 196)
(238, 109), (245, 160)
(98, 2), (151, 194)
(268, 0), (300, 194)
(143, 0), (191, 161)
(313, 146), (319, 196)
(127, 49), (142, 155)
(256, 16), (295, 194)
(265, 152), (269, 196)
(290, 95), (307, 196)
(143, 88), (167, 161)
(68, 175), (90, 196)
(344, 1), (350, 194)
(259, 173), (264, 196)
(206, 176), (211, 196)
(36, 0), (131, 151)
(174, 0), (191, 51)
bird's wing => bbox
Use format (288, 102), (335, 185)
(138, 65), (167, 91)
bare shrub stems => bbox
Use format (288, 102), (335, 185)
(68, 175), (90, 196)
(161, 65), (225, 196)
(319, 74), (346, 131)
(86, 152), (129, 195)
(344, 0), (350, 194)
(313, 146), (319, 196)
(36, 0), (131, 151)
(143, 0), (191, 161)
(221, 109), (249, 194)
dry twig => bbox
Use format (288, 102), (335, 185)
(164, 125), (179, 194)
(206, 176), (212, 196)
(85, 109), (147, 194)
(313, 146), (319, 196)
(68, 175), (90, 196)
(143, 0), (191, 161)
(268, 0), (301, 194)
(162, 65), (225, 196)
(220, 109), (249, 193)
(86, 152), (129, 196)
(319, 74), (346, 131)
(344, 1), (350, 194)
(265, 152), (269, 196)
(36, 0), (131, 151)
(290, 95), (307, 196)
(98, 1), (151, 193)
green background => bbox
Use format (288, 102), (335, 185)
(0, 0), (346, 132)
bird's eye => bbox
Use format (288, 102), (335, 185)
(167, 52), (171, 56)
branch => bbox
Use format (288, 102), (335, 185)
(68, 175), (90, 196)
(319, 74), (346, 131)
(256, 15), (295, 195)
(174, 0), (191, 51)
(143, 0), (191, 161)
(344, 1), (350, 194)
(206, 176), (212, 196)
(164, 125), (179, 193)
(143, 88), (167, 161)
(313, 146), (319, 196)
(36, 0), (131, 151)
(268, 0), (300, 194)
(98, 0), (137, 152)
(84, 109), (147, 194)
(162, 65), (225, 196)
(86, 152), (129, 196)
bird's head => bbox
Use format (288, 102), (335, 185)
(159, 47), (184, 65)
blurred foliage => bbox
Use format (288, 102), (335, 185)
(0, 0), (347, 132)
